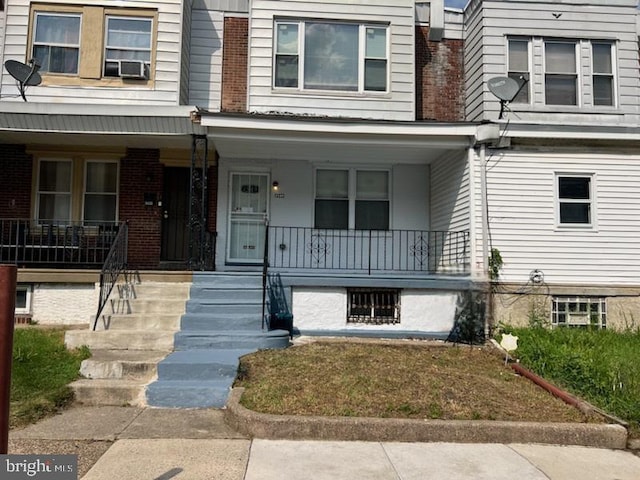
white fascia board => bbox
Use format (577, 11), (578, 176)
(201, 114), (479, 137)
(0, 102), (196, 118)
(502, 123), (640, 141)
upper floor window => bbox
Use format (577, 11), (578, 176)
(104, 16), (152, 78)
(556, 174), (593, 226)
(544, 40), (577, 106)
(592, 42), (614, 106)
(274, 20), (388, 93)
(507, 39), (529, 103)
(29, 4), (156, 83)
(33, 13), (81, 74)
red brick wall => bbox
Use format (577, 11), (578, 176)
(221, 17), (248, 113)
(415, 26), (465, 122)
(119, 148), (163, 269)
(0, 144), (33, 219)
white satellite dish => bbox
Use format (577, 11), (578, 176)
(4, 58), (42, 102)
(487, 76), (527, 119)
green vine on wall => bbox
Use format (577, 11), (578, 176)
(488, 248), (503, 281)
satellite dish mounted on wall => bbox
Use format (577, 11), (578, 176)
(488, 76), (528, 119)
(4, 58), (42, 102)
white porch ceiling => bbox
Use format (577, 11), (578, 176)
(202, 114), (484, 164)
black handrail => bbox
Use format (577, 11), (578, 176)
(92, 222), (128, 331)
(266, 226), (470, 273)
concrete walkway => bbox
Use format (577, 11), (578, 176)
(9, 406), (640, 480)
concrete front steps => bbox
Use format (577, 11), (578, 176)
(146, 272), (291, 408)
(65, 281), (190, 406)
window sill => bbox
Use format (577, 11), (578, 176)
(271, 87), (392, 100)
(554, 224), (598, 233)
(509, 104), (622, 116)
(40, 75), (154, 89)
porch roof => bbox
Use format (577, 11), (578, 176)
(199, 113), (498, 163)
(0, 102), (206, 149)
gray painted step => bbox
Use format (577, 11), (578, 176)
(191, 273), (262, 288)
(174, 330), (291, 350)
(146, 379), (232, 408)
(186, 302), (262, 314)
(189, 288), (262, 302)
(156, 349), (254, 381)
(180, 313), (262, 331)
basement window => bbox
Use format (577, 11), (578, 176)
(552, 296), (606, 329)
(15, 285), (33, 314)
(347, 288), (400, 325)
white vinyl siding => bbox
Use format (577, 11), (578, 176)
(1, 0), (184, 104)
(187, 7), (223, 109)
(464, 0), (639, 124)
(430, 152), (470, 234)
(248, 0), (415, 121)
(478, 150), (640, 286)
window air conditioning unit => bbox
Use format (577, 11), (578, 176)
(118, 60), (148, 79)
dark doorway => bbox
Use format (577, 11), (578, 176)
(161, 167), (190, 266)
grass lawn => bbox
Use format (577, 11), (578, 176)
(10, 327), (90, 428)
(235, 340), (602, 423)
(504, 327), (640, 436)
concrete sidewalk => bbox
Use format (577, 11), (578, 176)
(9, 407), (640, 480)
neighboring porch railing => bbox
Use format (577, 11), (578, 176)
(266, 226), (470, 274)
(92, 222), (128, 331)
(0, 219), (121, 267)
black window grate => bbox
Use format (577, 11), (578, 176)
(347, 288), (400, 325)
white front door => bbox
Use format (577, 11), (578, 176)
(227, 173), (269, 263)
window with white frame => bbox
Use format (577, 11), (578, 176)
(315, 169), (389, 230)
(592, 42), (614, 106)
(556, 174), (593, 226)
(36, 158), (119, 224)
(552, 296), (606, 328)
(84, 161), (118, 224)
(507, 38), (530, 103)
(103, 16), (152, 77)
(32, 12), (81, 74)
(15, 285), (33, 315)
(545, 40), (578, 106)
(274, 20), (388, 93)
(37, 159), (72, 222)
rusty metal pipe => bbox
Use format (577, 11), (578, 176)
(0, 264), (17, 454)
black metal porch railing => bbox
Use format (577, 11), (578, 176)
(92, 222), (128, 331)
(0, 219), (121, 267)
(266, 226), (470, 274)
